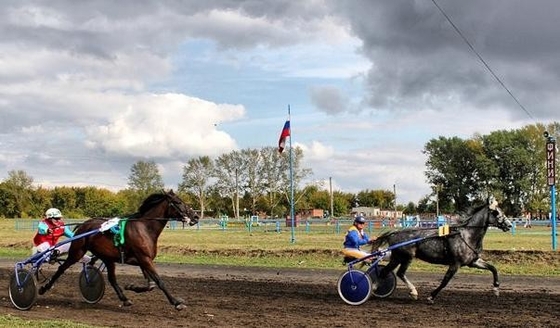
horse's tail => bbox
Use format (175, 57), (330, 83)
(370, 230), (396, 251)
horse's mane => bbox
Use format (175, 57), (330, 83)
(455, 201), (488, 225)
(133, 192), (167, 217)
(377, 230), (396, 240)
(370, 230), (401, 249)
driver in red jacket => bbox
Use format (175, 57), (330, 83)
(32, 208), (90, 263)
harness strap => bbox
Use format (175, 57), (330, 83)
(112, 219), (128, 247)
(458, 233), (480, 256)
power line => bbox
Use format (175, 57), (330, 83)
(431, 0), (534, 120)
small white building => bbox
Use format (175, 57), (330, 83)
(351, 206), (402, 219)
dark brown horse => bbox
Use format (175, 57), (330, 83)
(38, 190), (199, 310)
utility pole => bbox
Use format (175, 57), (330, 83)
(329, 177), (334, 218)
(436, 184), (440, 217)
(393, 184), (397, 220)
(235, 168), (239, 220)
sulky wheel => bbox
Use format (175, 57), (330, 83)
(9, 269), (38, 311)
(337, 269), (373, 305)
(79, 265), (105, 304)
(368, 264), (397, 298)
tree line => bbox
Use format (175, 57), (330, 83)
(421, 122), (559, 218)
(1, 123), (558, 219)
(0, 147), (397, 219)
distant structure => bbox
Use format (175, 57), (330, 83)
(351, 206), (403, 219)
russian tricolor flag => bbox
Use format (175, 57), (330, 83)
(278, 120), (290, 153)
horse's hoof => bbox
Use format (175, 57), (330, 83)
(123, 300), (133, 307)
(409, 292), (418, 300)
(38, 287), (46, 295)
(427, 296), (435, 304)
(175, 303), (186, 311)
(148, 281), (156, 291)
(124, 284), (134, 290)
(492, 287), (500, 297)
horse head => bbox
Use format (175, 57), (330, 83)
(487, 196), (512, 232)
(164, 190), (199, 226)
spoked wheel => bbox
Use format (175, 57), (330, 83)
(337, 269), (373, 305)
(9, 269), (38, 310)
(368, 264), (397, 298)
(79, 265), (105, 304)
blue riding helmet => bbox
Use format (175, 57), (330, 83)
(354, 216), (366, 224)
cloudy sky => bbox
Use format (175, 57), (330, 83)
(1, 0), (559, 204)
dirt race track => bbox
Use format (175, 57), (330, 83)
(1, 261), (559, 328)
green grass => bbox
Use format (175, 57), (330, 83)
(0, 315), (104, 328)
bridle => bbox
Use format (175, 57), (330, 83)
(456, 204), (511, 255)
(165, 195), (198, 225)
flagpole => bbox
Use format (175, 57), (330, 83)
(288, 105), (295, 243)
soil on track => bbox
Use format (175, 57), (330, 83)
(1, 260), (559, 328)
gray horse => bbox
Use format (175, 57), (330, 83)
(370, 197), (512, 303)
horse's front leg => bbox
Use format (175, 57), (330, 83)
(125, 268), (157, 293)
(105, 262), (133, 306)
(140, 260), (185, 310)
(394, 260), (418, 300)
(428, 263), (459, 304)
(468, 258), (500, 297)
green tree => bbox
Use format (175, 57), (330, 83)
(51, 186), (78, 217)
(76, 186), (124, 217)
(423, 136), (494, 211)
(277, 147), (312, 217)
(481, 129), (538, 216)
(357, 189), (394, 209)
(332, 191), (352, 217)
(403, 201), (416, 215)
(519, 123), (560, 217)
(213, 150), (245, 219)
(127, 160), (164, 207)
(179, 156), (214, 219)
(29, 186), (52, 218)
(260, 147), (287, 218)
(0, 183), (15, 218)
(241, 148), (267, 215)
(2, 170), (34, 217)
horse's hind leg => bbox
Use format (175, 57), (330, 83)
(394, 260), (418, 300)
(38, 258), (77, 295)
(428, 263), (459, 304)
(126, 268), (157, 293)
(468, 258), (500, 297)
(38, 244), (87, 295)
(105, 261), (133, 306)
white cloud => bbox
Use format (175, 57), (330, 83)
(297, 141), (335, 161)
(86, 93), (245, 158)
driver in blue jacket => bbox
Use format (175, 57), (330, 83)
(342, 215), (376, 260)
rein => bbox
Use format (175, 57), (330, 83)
(116, 217), (185, 223)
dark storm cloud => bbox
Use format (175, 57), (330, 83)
(0, 0), (332, 56)
(333, 0), (560, 119)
